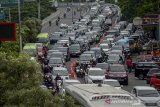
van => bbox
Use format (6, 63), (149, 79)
(65, 84), (146, 107)
(36, 33), (49, 47)
(23, 43), (38, 57)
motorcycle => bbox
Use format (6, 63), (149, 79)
(56, 80), (65, 96)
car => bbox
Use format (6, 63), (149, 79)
(91, 47), (106, 63)
(57, 47), (70, 61)
(150, 73), (160, 90)
(47, 49), (59, 59)
(95, 62), (109, 73)
(107, 64), (128, 85)
(52, 67), (69, 81)
(83, 51), (98, 65)
(102, 79), (122, 89)
(107, 54), (123, 64)
(99, 43), (111, 55)
(85, 67), (105, 84)
(50, 51), (65, 63)
(106, 29), (119, 37)
(112, 45), (123, 51)
(69, 44), (83, 56)
(48, 57), (65, 68)
(131, 86), (160, 106)
(79, 54), (94, 65)
(134, 62), (160, 80)
(146, 68), (160, 84)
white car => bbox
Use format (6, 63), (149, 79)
(99, 43), (111, 54)
(131, 86), (160, 106)
(85, 67), (105, 84)
(103, 79), (122, 89)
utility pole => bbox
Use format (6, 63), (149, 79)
(18, 0), (22, 52)
(79, 0), (81, 17)
(37, 0), (41, 20)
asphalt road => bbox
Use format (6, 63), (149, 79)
(42, 6), (148, 93)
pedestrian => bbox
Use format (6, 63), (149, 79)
(56, 20), (59, 26)
(126, 57), (133, 73)
(49, 20), (52, 26)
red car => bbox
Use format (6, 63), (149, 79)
(106, 64), (128, 85)
(150, 73), (160, 90)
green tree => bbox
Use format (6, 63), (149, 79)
(0, 53), (61, 106)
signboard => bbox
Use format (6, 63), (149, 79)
(0, 23), (16, 41)
(142, 14), (159, 26)
(0, 0), (24, 7)
(133, 17), (142, 26)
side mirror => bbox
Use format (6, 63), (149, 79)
(120, 85), (123, 88)
(85, 73), (88, 76)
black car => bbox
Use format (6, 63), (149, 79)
(135, 62), (160, 80)
(69, 44), (83, 57)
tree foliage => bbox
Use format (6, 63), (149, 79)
(5, 0), (56, 22)
(0, 53), (61, 107)
(118, 0), (160, 22)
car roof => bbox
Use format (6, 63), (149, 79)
(64, 79), (80, 83)
(80, 54), (92, 56)
(110, 64), (124, 67)
(53, 67), (67, 70)
(134, 86), (156, 90)
(84, 51), (95, 54)
(89, 67), (103, 71)
(50, 57), (62, 60)
(71, 44), (80, 46)
(103, 79), (119, 82)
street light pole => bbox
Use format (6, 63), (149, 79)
(18, 0), (22, 52)
(37, 0), (41, 20)
(79, 0), (81, 17)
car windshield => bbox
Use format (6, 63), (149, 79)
(110, 66), (125, 72)
(103, 81), (120, 87)
(49, 59), (62, 64)
(51, 53), (63, 57)
(70, 45), (80, 50)
(108, 55), (120, 61)
(138, 90), (159, 97)
(111, 51), (122, 55)
(53, 69), (68, 76)
(100, 45), (109, 49)
(89, 70), (104, 76)
(96, 63), (108, 69)
(58, 48), (67, 52)
(80, 55), (92, 61)
(112, 46), (122, 50)
(91, 49), (101, 55)
(148, 69), (160, 75)
(107, 32), (116, 35)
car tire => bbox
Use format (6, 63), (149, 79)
(138, 74), (144, 80)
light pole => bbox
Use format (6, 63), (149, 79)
(18, 0), (22, 52)
(79, 0), (81, 17)
(37, 0), (41, 20)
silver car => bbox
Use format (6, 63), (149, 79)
(131, 86), (160, 106)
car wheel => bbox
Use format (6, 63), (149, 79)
(138, 74), (144, 80)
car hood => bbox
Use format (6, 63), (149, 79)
(107, 60), (119, 64)
(108, 72), (127, 77)
(89, 76), (105, 80)
(138, 97), (160, 103)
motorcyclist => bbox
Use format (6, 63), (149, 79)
(56, 20), (59, 26)
(57, 16), (60, 21)
(54, 73), (63, 92)
(43, 65), (51, 74)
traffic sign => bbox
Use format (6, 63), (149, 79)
(133, 17), (142, 26)
(0, 0), (24, 7)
